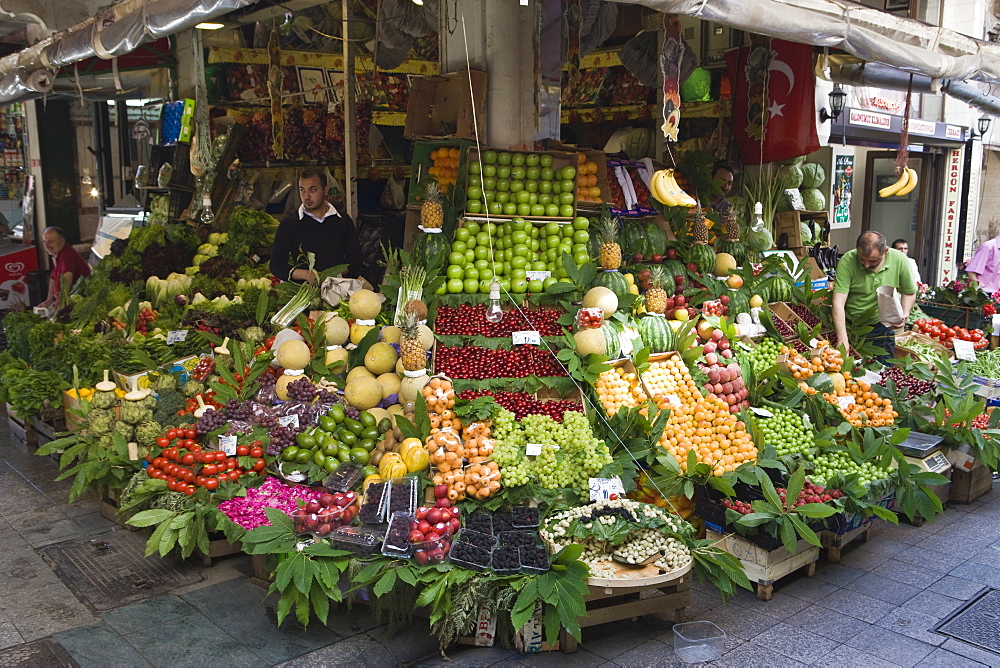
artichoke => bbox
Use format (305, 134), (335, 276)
(242, 326), (266, 344)
(113, 421), (135, 441)
(153, 373), (178, 392)
(120, 400), (149, 425)
(91, 390), (118, 409)
(86, 410), (115, 435)
(98, 433), (115, 449)
(181, 380), (205, 398)
(135, 421), (163, 447)
(141, 394), (158, 410)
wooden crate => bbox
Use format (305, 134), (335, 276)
(99, 487), (139, 531)
(250, 553), (277, 588)
(198, 535), (244, 567)
(707, 529), (819, 601)
(5, 403), (36, 447)
(950, 461), (994, 504)
(819, 525), (870, 564)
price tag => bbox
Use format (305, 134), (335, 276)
(953, 339), (977, 362)
(737, 341), (753, 351)
(525, 271), (551, 281)
(512, 331), (541, 345)
(526, 443), (543, 456)
(166, 330), (189, 345)
(662, 394), (682, 410)
(837, 395), (856, 410)
(750, 407), (774, 418)
(589, 477), (625, 502)
(251, 254), (260, 264)
(278, 414), (300, 429)
(219, 435), (237, 456)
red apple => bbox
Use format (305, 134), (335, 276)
(449, 517), (461, 533)
(415, 507), (430, 520)
(436, 498), (451, 508)
(414, 550), (430, 565)
(305, 501), (321, 514)
(434, 484), (449, 499)
(418, 520), (433, 535)
(319, 493), (336, 507)
(666, 248), (677, 260)
(409, 530), (425, 543)
(652, 254), (664, 263)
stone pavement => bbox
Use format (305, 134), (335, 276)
(2, 424), (1000, 667)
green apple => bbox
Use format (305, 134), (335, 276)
(528, 193), (538, 205)
(447, 264), (464, 279)
(512, 230), (528, 245)
(573, 216), (590, 230)
(573, 230), (589, 244)
(468, 162), (482, 175)
(448, 278), (464, 293)
(483, 177), (496, 191)
(503, 202), (518, 215)
(511, 153), (526, 166)
(546, 248), (560, 262)
(531, 204), (546, 216)
(528, 237), (539, 251)
(466, 201), (482, 214)
(511, 256), (528, 269)
(511, 166), (526, 180)
(482, 164), (496, 177)
(465, 234), (477, 248)
(526, 166), (541, 181)
(559, 165), (577, 180)
(560, 204), (575, 218)
(452, 240), (467, 254)
(518, 203), (532, 217)
(510, 180), (524, 193)
(475, 246), (489, 261)
(482, 150), (498, 165)
(514, 191), (530, 204)
(546, 234), (561, 249)
(494, 263), (506, 276)
(540, 166), (555, 181)
(499, 278), (511, 292)
(528, 279), (544, 293)
(465, 267), (480, 281)
(489, 202), (503, 215)
(559, 192), (575, 205)
(543, 276), (558, 290)
(539, 181), (553, 195)
(497, 165), (511, 179)
(513, 243), (529, 257)
(560, 180), (576, 194)
(497, 152), (512, 165)
(465, 249), (476, 263)
(511, 268), (528, 282)
(511, 280), (528, 294)
(475, 259), (491, 272)
(571, 243), (588, 255)
(483, 222), (498, 235)
(524, 180), (538, 193)
(480, 279), (493, 293)
(545, 203), (561, 217)
(455, 228), (471, 243)
(551, 180), (562, 194)
(512, 218), (527, 231)
(464, 278), (480, 293)
(540, 154), (554, 168)
(543, 222), (560, 237)
(484, 191), (495, 203)
(496, 191), (510, 204)
(496, 179), (510, 192)
(475, 231), (490, 246)
(531, 260), (548, 272)
(465, 220), (481, 235)
(526, 153), (540, 167)
(468, 175), (483, 188)
(538, 193), (553, 205)
(573, 250), (590, 265)
(436, 282), (447, 295)
(528, 224), (539, 238)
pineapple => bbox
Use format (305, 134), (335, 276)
(420, 181), (444, 229)
(692, 208), (710, 244)
(399, 307), (426, 372)
(597, 213), (622, 270)
(645, 266), (668, 315)
(722, 208), (740, 242)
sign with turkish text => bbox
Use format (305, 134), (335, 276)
(938, 148), (963, 286)
(848, 108), (892, 129)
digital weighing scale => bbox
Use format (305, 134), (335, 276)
(892, 432), (951, 474)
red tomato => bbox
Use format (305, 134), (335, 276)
(236, 444), (250, 457)
(182, 485), (196, 496)
(185, 428), (196, 440)
(225, 458), (237, 470)
(250, 446), (263, 458)
(253, 458), (266, 472)
(203, 464), (218, 476)
(146, 468), (160, 479)
(204, 478), (219, 491)
(215, 451), (227, 463)
(195, 475), (207, 486)
(181, 453), (195, 465)
(167, 429), (179, 440)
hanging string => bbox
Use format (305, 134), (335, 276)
(896, 74), (913, 176)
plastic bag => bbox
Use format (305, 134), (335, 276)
(380, 171), (406, 211)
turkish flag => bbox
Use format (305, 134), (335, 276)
(725, 37), (819, 165)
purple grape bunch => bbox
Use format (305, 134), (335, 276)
(257, 414), (277, 429)
(195, 408), (227, 435)
(789, 304), (821, 327)
(286, 377), (318, 402)
(224, 399), (254, 422)
(266, 424), (300, 456)
(878, 367), (934, 400)
(344, 406), (360, 420)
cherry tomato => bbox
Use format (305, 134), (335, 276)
(225, 458), (237, 470)
(185, 428), (196, 440)
(195, 475), (207, 487)
(181, 453), (195, 465)
(167, 429), (179, 440)
(215, 451), (227, 463)
(182, 485), (195, 496)
(204, 478), (219, 491)
(147, 468), (160, 479)
(253, 458), (266, 472)
(236, 444), (250, 457)
(203, 464), (218, 476)
(250, 446), (263, 458)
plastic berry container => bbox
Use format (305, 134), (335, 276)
(491, 545), (521, 576)
(498, 530), (538, 550)
(381, 511), (415, 557)
(465, 512), (493, 536)
(411, 538), (450, 566)
(518, 545), (551, 574)
(329, 526), (385, 555)
(491, 511), (514, 534)
(359, 481), (389, 524)
(455, 528), (496, 551)
(511, 507), (541, 529)
(449, 541), (491, 572)
(324, 464), (364, 492)
(387, 477), (418, 517)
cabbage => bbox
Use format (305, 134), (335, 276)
(801, 188), (827, 211)
(681, 68), (712, 102)
(801, 163), (826, 189)
(776, 165), (804, 189)
(801, 222), (814, 245)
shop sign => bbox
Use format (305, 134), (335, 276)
(939, 148), (963, 285)
(848, 109), (891, 129)
(908, 119), (937, 136)
(946, 126), (963, 140)
(832, 152), (854, 230)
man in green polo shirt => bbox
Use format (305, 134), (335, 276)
(832, 231), (917, 359)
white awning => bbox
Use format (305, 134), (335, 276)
(612, 0), (1000, 85)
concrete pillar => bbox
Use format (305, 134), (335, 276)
(440, 0), (537, 149)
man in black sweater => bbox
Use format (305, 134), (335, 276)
(270, 169), (365, 283)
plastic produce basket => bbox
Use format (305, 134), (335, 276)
(673, 621), (726, 663)
(918, 302), (987, 331)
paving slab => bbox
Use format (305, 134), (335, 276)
(53, 620), (151, 667)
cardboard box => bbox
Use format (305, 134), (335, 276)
(545, 140), (611, 207)
(405, 70), (487, 141)
(945, 446), (977, 473)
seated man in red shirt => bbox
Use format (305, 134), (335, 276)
(39, 226), (90, 308)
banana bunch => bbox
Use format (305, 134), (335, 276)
(651, 169), (698, 207)
(878, 167), (919, 198)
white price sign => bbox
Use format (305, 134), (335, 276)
(526, 443), (543, 456)
(750, 407), (774, 418)
(837, 395), (856, 411)
(512, 331), (541, 345)
(589, 477), (625, 502)
(953, 339), (977, 362)
(218, 435), (237, 456)
(525, 271), (551, 281)
(166, 330), (189, 345)
(277, 414), (300, 429)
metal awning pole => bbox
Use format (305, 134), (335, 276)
(342, 0), (357, 221)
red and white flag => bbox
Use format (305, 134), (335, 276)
(725, 37), (819, 165)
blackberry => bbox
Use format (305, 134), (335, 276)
(491, 512), (514, 533)
(451, 541), (490, 567)
(466, 512), (492, 535)
(457, 529), (495, 551)
(492, 546), (520, 572)
(512, 507), (539, 527)
(519, 546), (550, 571)
(498, 530), (537, 550)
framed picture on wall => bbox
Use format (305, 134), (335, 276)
(876, 174), (913, 201)
(297, 67), (328, 104)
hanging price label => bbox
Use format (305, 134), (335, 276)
(525, 443), (543, 456)
(277, 414), (300, 429)
(166, 330), (189, 345)
(589, 477), (625, 502)
(512, 331), (541, 345)
(750, 407), (774, 418)
(525, 271), (551, 281)
(218, 435), (237, 456)
(837, 395), (856, 410)
(953, 339), (977, 362)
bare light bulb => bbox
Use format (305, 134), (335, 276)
(88, 186), (100, 197)
(199, 195), (215, 225)
(485, 282), (503, 323)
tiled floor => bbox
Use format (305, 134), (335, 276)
(3, 425), (1000, 667)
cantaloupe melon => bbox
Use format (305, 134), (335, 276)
(322, 314), (351, 346)
(347, 366), (375, 383)
(345, 376), (382, 410)
(349, 289), (382, 320)
(380, 325), (401, 344)
(574, 328), (607, 356)
(377, 372), (401, 398)
(365, 342), (399, 375)
(366, 407), (391, 425)
(399, 373), (430, 403)
(417, 324), (435, 350)
(350, 323), (376, 345)
(714, 253), (737, 277)
(325, 346), (349, 373)
(277, 340), (311, 370)
(582, 287), (618, 318)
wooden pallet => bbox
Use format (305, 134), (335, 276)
(819, 525), (870, 564)
(98, 487), (139, 531)
(5, 405), (36, 447)
(707, 529), (819, 601)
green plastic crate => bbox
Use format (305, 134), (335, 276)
(917, 301), (987, 331)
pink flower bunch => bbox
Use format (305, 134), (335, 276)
(950, 280), (968, 293)
(217, 476), (323, 530)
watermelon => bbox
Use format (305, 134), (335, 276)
(594, 270), (631, 302)
(604, 320), (624, 359)
(715, 238), (748, 268)
(805, 372), (834, 393)
(620, 221), (647, 259)
(728, 290), (750, 317)
(688, 244), (716, 275)
(413, 231), (451, 268)
(624, 128), (654, 159)
(770, 277), (793, 302)
(662, 259), (686, 277)
(643, 221), (668, 258)
(637, 314), (674, 353)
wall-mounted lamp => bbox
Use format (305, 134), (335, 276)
(80, 169), (93, 186)
(88, 186), (100, 198)
(819, 84), (847, 123)
(195, 22), (226, 30)
(970, 114), (992, 140)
